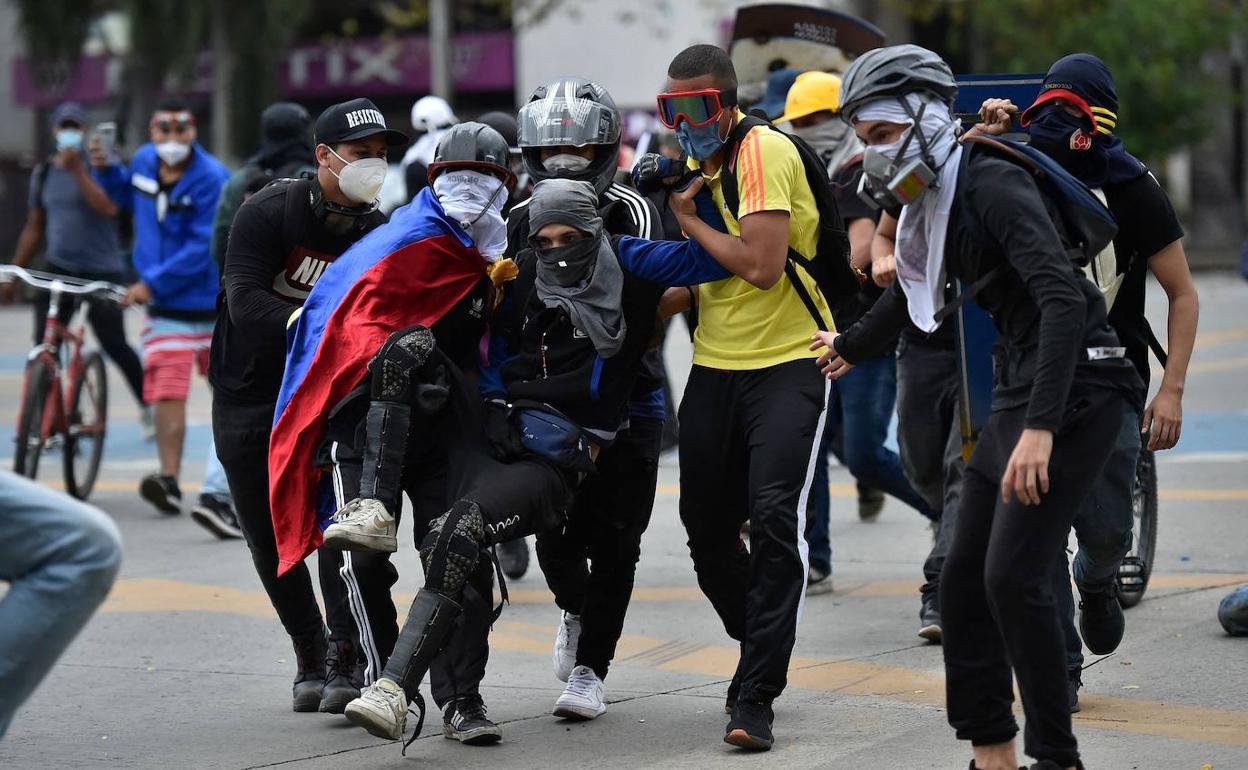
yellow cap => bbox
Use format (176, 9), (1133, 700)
(776, 71), (843, 125)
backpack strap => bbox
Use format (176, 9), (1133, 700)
(32, 161), (52, 211)
(282, 177), (313, 250)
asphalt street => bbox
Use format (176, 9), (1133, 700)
(1, 271), (1246, 769)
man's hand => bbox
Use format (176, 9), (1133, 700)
(669, 175), (704, 221)
(0, 281), (18, 305)
(810, 332), (854, 380)
(872, 253), (897, 287)
(978, 98), (1019, 135)
(1001, 428), (1053, 506)
(1142, 387), (1183, 451)
(122, 281), (151, 307)
(57, 146), (83, 173)
(631, 152), (683, 194)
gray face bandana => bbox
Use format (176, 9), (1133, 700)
(528, 179), (627, 358)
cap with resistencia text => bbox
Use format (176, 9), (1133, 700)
(314, 98), (409, 147)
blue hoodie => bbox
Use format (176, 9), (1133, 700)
(130, 142), (230, 315)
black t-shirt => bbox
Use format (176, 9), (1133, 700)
(838, 149), (1142, 431)
(1100, 172), (1185, 391)
(829, 159), (886, 333)
(209, 178), (387, 405)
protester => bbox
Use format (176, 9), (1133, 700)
(970, 53), (1199, 711)
(210, 101), (315, 270)
(652, 43), (835, 750)
(505, 78), (668, 717)
(209, 98), (399, 712)
(124, 99), (231, 517)
(775, 71), (936, 599)
(820, 44), (1143, 770)
(7, 102), (147, 426)
(334, 177), (731, 749)
(402, 95), (458, 199)
(0, 471), (122, 738)
(272, 122), (518, 745)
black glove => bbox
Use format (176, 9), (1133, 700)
(484, 400), (524, 461)
(631, 152), (684, 195)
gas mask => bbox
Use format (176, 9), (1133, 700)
(156, 140), (191, 167)
(328, 147), (387, 205)
(543, 153), (592, 173)
(857, 102), (938, 210)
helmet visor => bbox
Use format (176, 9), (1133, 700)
(656, 89), (729, 129)
(518, 97), (621, 148)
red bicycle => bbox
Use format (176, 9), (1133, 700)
(2, 265), (125, 499)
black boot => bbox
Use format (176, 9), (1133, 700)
(319, 637), (362, 714)
(358, 400), (412, 515)
(291, 629), (328, 712)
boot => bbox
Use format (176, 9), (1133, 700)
(291, 629), (328, 712)
(344, 589), (462, 740)
(319, 637), (362, 714)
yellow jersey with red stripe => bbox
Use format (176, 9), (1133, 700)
(687, 120), (833, 370)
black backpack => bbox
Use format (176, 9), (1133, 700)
(720, 115), (860, 332)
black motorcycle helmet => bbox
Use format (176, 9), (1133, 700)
(517, 77), (621, 196)
(428, 121), (517, 189)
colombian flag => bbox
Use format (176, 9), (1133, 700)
(269, 188), (487, 575)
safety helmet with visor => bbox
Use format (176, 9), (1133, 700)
(518, 77), (622, 195)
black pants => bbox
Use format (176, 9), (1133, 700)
(895, 338), (965, 608)
(535, 416), (663, 679)
(211, 397), (353, 643)
(322, 406), (497, 709)
(678, 359), (829, 705)
(34, 267), (145, 407)
(940, 389), (1125, 767)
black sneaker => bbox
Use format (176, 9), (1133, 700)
(497, 537), (530, 580)
(857, 483), (885, 522)
(190, 495), (243, 539)
(140, 473), (182, 515)
(291, 629), (327, 712)
(725, 700), (774, 751)
(1079, 582), (1125, 655)
(918, 600), (942, 643)
(443, 695), (502, 745)
(319, 638), (361, 714)
(1067, 667), (1082, 713)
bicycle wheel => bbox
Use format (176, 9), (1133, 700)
(63, 352), (108, 500)
(14, 357), (55, 479)
(1118, 448), (1158, 608)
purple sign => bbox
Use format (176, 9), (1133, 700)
(13, 31), (514, 107)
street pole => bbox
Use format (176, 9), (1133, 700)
(210, 0), (234, 162)
(430, 0), (453, 101)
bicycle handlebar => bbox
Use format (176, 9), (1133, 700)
(0, 265), (127, 301)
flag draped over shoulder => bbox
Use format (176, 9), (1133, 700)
(270, 188), (486, 574)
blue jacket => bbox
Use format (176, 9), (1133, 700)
(129, 143), (230, 314)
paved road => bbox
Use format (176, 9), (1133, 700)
(2, 273), (1246, 769)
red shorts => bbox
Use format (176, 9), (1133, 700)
(141, 317), (213, 402)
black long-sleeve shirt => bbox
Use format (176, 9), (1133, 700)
(836, 149), (1142, 431)
(208, 178), (387, 405)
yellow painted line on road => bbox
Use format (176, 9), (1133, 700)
(1194, 327), (1248, 348)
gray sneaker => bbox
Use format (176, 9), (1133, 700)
(805, 566), (833, 595)
(918, 601), (942, 643)
(323, 498), (398, 552)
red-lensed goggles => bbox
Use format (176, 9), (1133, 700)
(656, 88), (737, 129)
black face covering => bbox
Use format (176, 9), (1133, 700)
(1027, 105), (1145, 187)
(534, 238), (599, 288)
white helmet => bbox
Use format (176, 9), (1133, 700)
(411, 95), (458, 133)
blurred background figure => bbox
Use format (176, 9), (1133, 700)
(0, 471), (122, 739)
(402, 95), (458, 200)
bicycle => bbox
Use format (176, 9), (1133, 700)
(2, 265), (125, 500)
(1117, 447), (1158, 608)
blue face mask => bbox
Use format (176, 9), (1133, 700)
(675, 119), (727, 161)
(56, 129), (83, 151)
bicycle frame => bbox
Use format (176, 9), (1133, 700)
(25, 283), (94, 445)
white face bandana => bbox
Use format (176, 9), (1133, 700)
(156, 140), (191, 166)
(856, 93), (962, 333)
(329, 147), (387, 204)
(433, 169), (508, 260)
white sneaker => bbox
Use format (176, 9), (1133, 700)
(344, 677), (407, 740)
(806, 566), (834, 595)
(323, 498), (398, 553)
(552, 665), (606, 720)
(553, 611), (582, 682)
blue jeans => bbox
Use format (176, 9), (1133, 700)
(1054, 407), (1141, 670)
(201, 438), (232, 503)
(0, 472), (122, 738)
(807, 353), (935, 574)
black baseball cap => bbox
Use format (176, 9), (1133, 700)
(314, 98), (409, 147)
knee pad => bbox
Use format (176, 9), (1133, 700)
(419, 499), (485, 596)
(369, 326), (435, 401)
